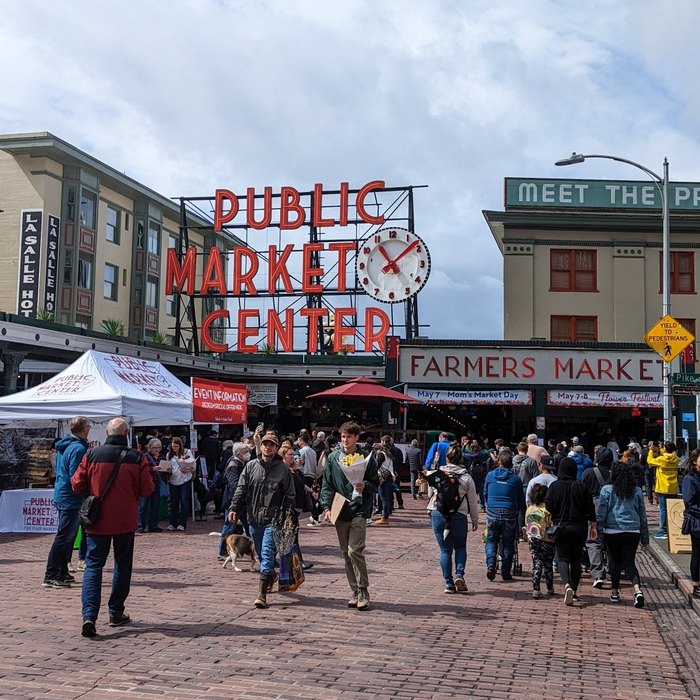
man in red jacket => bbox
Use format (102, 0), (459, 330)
(71, 417), (154, 638)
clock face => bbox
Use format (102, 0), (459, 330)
(356, 227), (431, 303)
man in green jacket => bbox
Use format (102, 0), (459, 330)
(320, 421), (378, 610)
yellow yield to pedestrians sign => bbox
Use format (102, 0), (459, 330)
(644, 315), (694, 363)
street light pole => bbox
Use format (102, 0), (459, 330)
(555, 153), (673, 442)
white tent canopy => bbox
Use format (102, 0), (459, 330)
(0, 350), (192, 425)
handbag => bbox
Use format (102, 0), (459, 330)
(681, 515), (693, 536)
(545, 487), (571, 540)
(79, 448), (128, 527)
(278, 543), (305, 592)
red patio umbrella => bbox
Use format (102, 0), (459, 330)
(306, 376), (422, 403)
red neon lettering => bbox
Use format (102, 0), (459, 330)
(165, 247), (196, 296)
(339, 182), (349, 226)
(333, 308), (356, 353)
(328, 242), (356, 292)
(247, 187), (273, 229)
(267, 244), (295, 294)
(355, 180), (385, 225)
(214, 189), (239, 232)
(302, 243), (324, 293)
(267, 309), (294, 353)
(232, 247), (259, 295)
(279, 187), (305, 229)
(364, 307), (390, 352)
(237, 309), (259, 353)
(202, 310), (229, 353)
(199, 246), (227, 295)
(312, 183), (336, 228)
(300, 307), (329, 353)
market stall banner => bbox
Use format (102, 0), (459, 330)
(192, 378), (247, 424)
(407, 388), (532, 405)
(0, 489), (57, 533)
(547, 389), (662, 408)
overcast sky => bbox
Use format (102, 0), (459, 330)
(2, 0), (699, 343)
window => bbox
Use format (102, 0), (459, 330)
(75, 314), (91, 330)
(145, 279), (158, 308)
(105, 207), (120, 244)
(659, 251), (695, 293)
(80, 189), (97, 229)
(104, 263), (118, 300)
(63, 249), (73, 285)
(77, 256), (93, 290)
(147, 221), (160, 255)
(136, 220), (145, 249)
(166, 294), (175, 317)
(551, 315), (597, 341)
(550, 250), (597, 291)
(678, 318), (696, 364)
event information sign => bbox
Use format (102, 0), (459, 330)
(192, 378), (247, 424)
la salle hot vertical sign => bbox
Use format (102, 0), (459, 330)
(192, 378), (248, 424)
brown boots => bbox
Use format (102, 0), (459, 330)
(254, 573), (277, 608)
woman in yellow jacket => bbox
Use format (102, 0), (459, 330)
(647, 441), (680, 539)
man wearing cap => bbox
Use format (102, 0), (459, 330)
(228, 433), (296, 609)
(525, 454), (558, 507)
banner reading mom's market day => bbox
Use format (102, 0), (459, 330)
(192, 378), (247, 424)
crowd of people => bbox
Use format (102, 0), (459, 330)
(40, 417), (700, 637)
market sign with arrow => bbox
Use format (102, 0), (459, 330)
(644, 315), (694, 363)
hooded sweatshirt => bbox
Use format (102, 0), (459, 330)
(581, 447), (613, 501)
(53, 433), (88, 511)
(545, 457), (595, 526)
(483, 467), (525, 512)
(647, 450), (680, 495)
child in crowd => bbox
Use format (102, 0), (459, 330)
(524, 483), (556, 599)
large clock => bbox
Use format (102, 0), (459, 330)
(356, 227), (431, 303)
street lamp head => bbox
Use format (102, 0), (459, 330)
(555, 153), (586, 166)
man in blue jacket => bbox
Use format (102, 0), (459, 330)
(42, 416), (90, 588)
(483, 450), (524, 582)
(424, 433), (451, 469)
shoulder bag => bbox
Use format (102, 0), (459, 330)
(79, 448), (128, 527)
(545, 486), (570, 540)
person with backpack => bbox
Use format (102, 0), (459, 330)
(483, 449), (524, 582)
(424, 433), (450, 469)
(463, 440), (490, 512)
(596, 460), (649, 608)
(426, 444), (480, 593)
(524, 483), (556, 598)
(581, 447), (613, 589)
(545, 457), (597, 606)
(371, 443), (394, 526)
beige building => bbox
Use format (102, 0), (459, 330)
(484, 176), (700, 356)
(0, 132), (230, 348)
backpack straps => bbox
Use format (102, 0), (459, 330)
(593, 467), (605, 488)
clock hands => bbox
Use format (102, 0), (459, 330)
(380, 239), (419, 274)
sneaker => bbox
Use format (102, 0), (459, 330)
(302, 562), (314, 570)
(217, 555), (227, 561)
(610, 591), (621, 603)
(149, 526), (163, 533)
(532, 589), (542, 599)
(654, 531), (668, 539)
(693, 585), (700, 599)
(572, 593), (579, 602)
(63, 573), (76, 583)
(176, 525), (185, 532)
(108, 612), (131, 627)
(356, 588), (370, 610)
(137, 527), (145, 534)
(486, 565), (496, 581)
(77, 560), (86, 572)
(454, 577), (467, 593)
(166, 525), (176, 531)
(412, 494), (418, 499)
(633, 590), (645, 608)
(547, 588), (555, 596)
(81, 620), (96, 638)
(347, 591), (359, 608)
(366, 518), (373, 526)
(564, 586), (574, 606)
(502, 575), (514, 582)
(592, 579), (604, 589)
(42, 579), (71, 589)
(68, 561), (77, 573)
(444, 584), (457, 594)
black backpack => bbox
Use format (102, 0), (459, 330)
(426, 469), (465, 519)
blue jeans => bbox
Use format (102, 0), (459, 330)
(658, 493), (668, 532)
(169, 482), (190, 528)
(81, 532), (135, 622)
(485, 509), (517, 579)
(218, 509), (245, 556)
(431, 510), (467, 585)
(248, 524), (277, 574)
(138, 487), (160, 530)
(379, 479), (394, 518)
(44, 507), (80, 581)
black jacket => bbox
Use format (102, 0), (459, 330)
(545, 458), (595, 525)
(230, 455), (295, 527)
(581, 465), (611, 500)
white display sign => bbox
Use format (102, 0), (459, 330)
(0, 489), (58, 533)
(547, 389), (662, 408)
(407, 388), (532, 405)
(400, 347), (663, 388)
(246, 383), (277, 407)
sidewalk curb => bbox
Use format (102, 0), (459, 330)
(647, 539), (700, 615)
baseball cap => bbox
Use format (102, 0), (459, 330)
(261, 435), (279, 446)
(540, 454), (554, 468)
(572, 436), (579, 443)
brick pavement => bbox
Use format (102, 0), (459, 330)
(0, 498), (698, 699)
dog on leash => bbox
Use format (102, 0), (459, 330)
(209, 532), (258, 572)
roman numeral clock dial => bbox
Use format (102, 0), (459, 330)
(356, 227), (431, 303)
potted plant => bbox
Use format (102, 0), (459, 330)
(101, 318), (126, 337)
